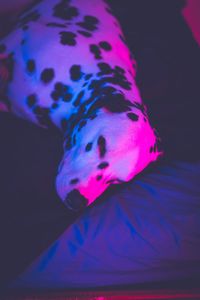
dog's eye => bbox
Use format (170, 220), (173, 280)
(106, 178), (124, 184)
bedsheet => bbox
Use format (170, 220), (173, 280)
(9, 159), (200, 289)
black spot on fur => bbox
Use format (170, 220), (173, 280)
(33, 106), (46, 114)
(101, 86), (116, 96)
(87, 79), (100, 91)
(97, 62), (112, 75)
(150, 146), (153, 153)
(99, 41), (112, 51)
(85, 76), (131, 115)
(104, 94), (132, 113)
(74, 90), (84, 106)
(78, 120), (87, 131)
(105, 74), (132, 90)
(83, 95), (99, 112)
(98, 162), (109, 169)
(85, 142), (93, 152)
(85, 15), (99, 25)
(70, 65), (83, 81)
(51, 103), (59, 109)
(77, 30), (92, 37)
(76, 15), (99, 31)
(86, 98), (104, 116)
(46, 22), (66, 28)
(96, 175), (103, 181)
(40, 68), (54, 83)
(59, 31), (77, 46)
(33, 106), (53, 127)
(55, 82), (69, 95)
(26, 59), (36, 73)
(53, 1), (79, 21)
(70, 178), (79, 185)
(51, 91), (60, 101)
(89, 44), (102, 59)
(85, 74), (93, 80)
(114, 66), (125, 74)
(97, 136), (106, 158)
(27, 94), (37, 107)
(127, 112), (139, 121)
(65, 137), (72, 150)
(51, 82), (72, 102)
(55, 82), (66, 92)
(66, 114), (76, 134)
(63, 93), (73, 102)
(0, 44), (6, 53)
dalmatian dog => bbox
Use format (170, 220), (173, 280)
(0, 0), (162, 211)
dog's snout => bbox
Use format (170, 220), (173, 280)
(64, 189), (88, 211)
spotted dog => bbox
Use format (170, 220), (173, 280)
(0, 0), (162, 211)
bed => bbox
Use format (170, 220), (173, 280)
(0, 0), (200, 299)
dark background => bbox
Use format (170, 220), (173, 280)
(0, 0), (200, 288)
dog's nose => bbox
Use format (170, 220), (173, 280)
(64, 189), (88, 211)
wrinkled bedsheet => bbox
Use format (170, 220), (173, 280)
(9, 160), (200, 289)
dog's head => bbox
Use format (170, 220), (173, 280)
(56, 108), (161, 211)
